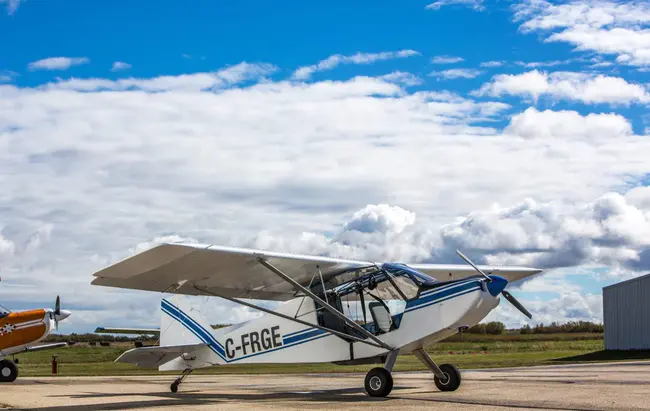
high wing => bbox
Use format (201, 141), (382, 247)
(91, 242), (542, 301)
(91, 243), (374, 301)
(410, 263), (542, 283)
(115, 343), (206, 368)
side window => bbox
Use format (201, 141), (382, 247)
(390, 275), (419, 300)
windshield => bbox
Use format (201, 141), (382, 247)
(0, 304), (11, 319)
(382, 263), (438, 285)
(333, 266), (421, 302)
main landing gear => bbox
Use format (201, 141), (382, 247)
(364, 350), (399, 397)
(413, 347), (461, 392)
(363, 348), (462, 397)
(0, 359), (18, 383)
(170, 368), (193, 393)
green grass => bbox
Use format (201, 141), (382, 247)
(11, 333), (649, 377)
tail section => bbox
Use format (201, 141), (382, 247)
(116, 296), (221, 371)
(160, 295), (217, 347)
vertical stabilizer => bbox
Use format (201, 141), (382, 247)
(160, 295), (216, 347)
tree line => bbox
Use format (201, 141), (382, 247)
(466, 320), (604, 335)
(45, 320), (605, 343)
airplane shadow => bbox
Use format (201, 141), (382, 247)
(25, 385), (598, 411)
(33, 385), (415, 411)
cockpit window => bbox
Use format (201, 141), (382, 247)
(0, 304), (11, 319)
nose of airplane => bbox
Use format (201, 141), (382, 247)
(486, 275), (508, 297)
(55, 310), (72, 321)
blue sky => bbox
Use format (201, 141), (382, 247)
(4, 0), (648, 132)
(1, 0), (650, 332)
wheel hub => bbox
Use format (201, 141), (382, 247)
(369, 376), (382, 391)
(1, 367), (10, 377)
(439, 372), (450, 385)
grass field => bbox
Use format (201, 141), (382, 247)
(13, 333), (650, 377)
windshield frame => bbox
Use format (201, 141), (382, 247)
(0, 304), (11, 319)
(333, 264), (427, 302)
(381, 263), (438, 285)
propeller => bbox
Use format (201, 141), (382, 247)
(52, 295), (71, 331)
(455, 249), (532, 319)
(502, 290), (532, 319)
(54, 295), (61, 330)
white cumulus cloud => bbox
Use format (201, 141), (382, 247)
(0, 71), (17, 83)
(513, 0), (650, 67)
(480, 61), (505, 68)
(42, 62), (277, 92)
(505, 107), (632, 140)
(379, 71), (423, 86)
(431, 55), (464, 64)
(28, 57), (90, 71)
(429, 68), (483, 80)
(426, 0), (485, 11)
(475, 70), (650, 105)
(111, 61), (132, 72)
(292, 50), (420, 80)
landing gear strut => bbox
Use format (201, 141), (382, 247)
(364, 349), (399, 397)
(413, 348), (461, 391)
(170, 368), (193, 393)
(0, 359), (18, 383)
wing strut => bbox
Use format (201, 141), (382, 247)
(256, 258), (393, 350)
(191, 284), (387, 349)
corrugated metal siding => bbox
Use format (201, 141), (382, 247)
(604, 274), (650, 350)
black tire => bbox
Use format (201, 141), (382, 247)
(434, 363), (461, 391)
(364, 367), (393, 397)
(170, 382), (178, 393)
(0, 360), (18, 383)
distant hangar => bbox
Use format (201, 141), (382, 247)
(603, 272), (650, 350)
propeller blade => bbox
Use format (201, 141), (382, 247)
(54, 295), (61, 331)
(501, 290), (532, 319)
(455, 249), (491, 282)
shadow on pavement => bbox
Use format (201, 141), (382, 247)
(553, 350), (650, 362)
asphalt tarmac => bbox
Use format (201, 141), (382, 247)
(2, 361), (650, 410)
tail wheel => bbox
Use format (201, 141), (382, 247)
(434, 363), (461, 391)
(364, 367), (393, 397)
(0, 360), (18, 383)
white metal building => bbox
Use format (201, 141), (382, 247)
(603, 273), (650, 350)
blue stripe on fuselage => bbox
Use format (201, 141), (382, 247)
(406, 280), (482, 312)
(162, 299), (225, 352)
(419, 279), (476, 297)
(161, 300), (330, 363)
(283, 328), (325, 344)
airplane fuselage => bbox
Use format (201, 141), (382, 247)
(155, 276), (501, 371)
(0, 309), (54, 358)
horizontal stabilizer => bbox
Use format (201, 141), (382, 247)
(115, 343), (206, 369)
(95, 327), (160, 336)
(24, 342), (68, 353)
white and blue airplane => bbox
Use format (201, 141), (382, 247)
(91, 243), (541, 397)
